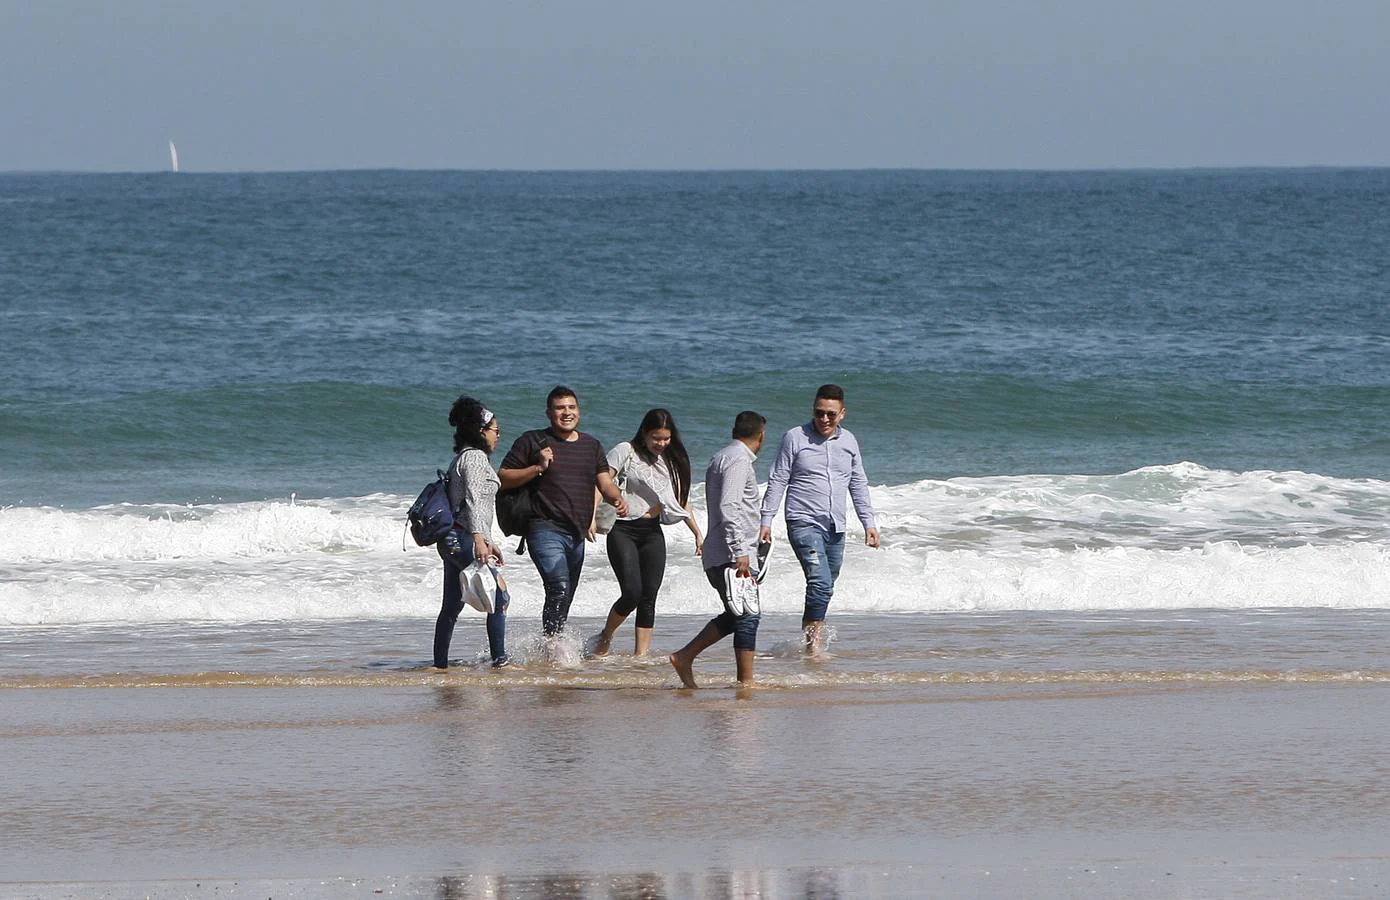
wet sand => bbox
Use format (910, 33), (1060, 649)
(10, 856), (1390, 900)
(4, 612), (1390, 897)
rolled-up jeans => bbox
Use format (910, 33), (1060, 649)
(786, 521), (845, 623)
(435, 529), (510, 667)
(704, 565), (760, 651)
(527, 519), (586, 636)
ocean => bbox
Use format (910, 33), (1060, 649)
(3, 169), (1390, 897)
(4, 168), (1390, 625)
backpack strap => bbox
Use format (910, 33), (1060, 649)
(443, 450), (468, 525)
(615, 442), (636, 486)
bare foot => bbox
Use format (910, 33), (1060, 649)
(591, 632), (612, 658)
(581, 632), (607, 659)
(669, 652), (697, 688)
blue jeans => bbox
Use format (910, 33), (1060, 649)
(436, 530), (510, 667)
(787, 522), (845, 624)
(527, 520), (586, 636)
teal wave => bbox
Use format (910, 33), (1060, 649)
(3, 375), (1388, 507)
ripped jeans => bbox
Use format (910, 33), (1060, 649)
(436, 529), (510, 667)
(786, 522), (845, 623)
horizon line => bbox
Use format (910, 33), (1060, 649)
(3, 163), (1390, 177)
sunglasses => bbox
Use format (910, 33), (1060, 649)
(812, 409), (839, 420)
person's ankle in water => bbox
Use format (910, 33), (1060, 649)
(669, 650), (697, 688)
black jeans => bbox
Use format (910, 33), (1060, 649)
(605, 518), (666, 629)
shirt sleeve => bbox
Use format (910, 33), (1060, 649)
(500, 432), (535, 472)
(592, 437), (609, 476)
(720, 455), (756, 559)
(759, 429), (796, 526)
(605, 441), (630, 473)
(846, 436), (877, 530)
(458, 449), (493, 535)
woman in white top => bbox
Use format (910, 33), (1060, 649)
(434, 395), (510, 669)
(593, 408), (703, 656)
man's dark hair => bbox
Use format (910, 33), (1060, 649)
(546, 385), (578, 408)
(815, 384), (845, 403)
(732, 411), (767, 440)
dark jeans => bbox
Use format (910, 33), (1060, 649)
(606, 518), (666, 629)
(705, 565), (760, 651)
(435, 529), (510, 667)
(527, 519), (586, 636)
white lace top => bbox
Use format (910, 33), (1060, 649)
(606, 441), (690, 524)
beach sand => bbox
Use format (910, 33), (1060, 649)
(4, 613), (1390, 897)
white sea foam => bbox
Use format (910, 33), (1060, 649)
(3, 464), (1389, 626)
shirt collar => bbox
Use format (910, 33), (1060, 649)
(802, 422), (841, 441)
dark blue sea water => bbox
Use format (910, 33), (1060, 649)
(4, 169), (1388, 509)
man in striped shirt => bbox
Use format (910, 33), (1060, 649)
(500, 386), (628, 638)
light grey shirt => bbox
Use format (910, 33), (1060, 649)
(446, 447), (500, 536)
(607, 441), (690, 524)
(703, 440), (761, 569)
(759, 423), (876, 534)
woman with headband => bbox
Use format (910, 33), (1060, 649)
(434, 396), (511, 668)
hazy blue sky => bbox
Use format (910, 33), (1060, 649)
(3, 0), (1386, 171)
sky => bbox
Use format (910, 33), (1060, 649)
(2, 0), (1387, 171)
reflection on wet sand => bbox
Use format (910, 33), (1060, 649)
(433, 869), (838, 899)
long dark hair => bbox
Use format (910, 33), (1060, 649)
(448, 395), (492, 454)
(630, 408), (691, 506)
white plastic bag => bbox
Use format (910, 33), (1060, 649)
(460, 561), (496, 614)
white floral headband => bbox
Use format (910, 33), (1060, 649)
(481, 408), (495, 426)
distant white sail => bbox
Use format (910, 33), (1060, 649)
(169, 141), (180, 173)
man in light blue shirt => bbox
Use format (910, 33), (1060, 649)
(759, 384), (879, 653)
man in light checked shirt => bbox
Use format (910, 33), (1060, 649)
(669, 411), (767, 688)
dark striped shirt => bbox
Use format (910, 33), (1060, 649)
(501, 428), (608, 531)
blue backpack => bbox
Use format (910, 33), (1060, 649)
(406, 453), (462, 547)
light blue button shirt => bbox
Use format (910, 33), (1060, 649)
(759, 423), (876, 534)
